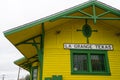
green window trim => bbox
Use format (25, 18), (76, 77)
(45, 77), (51, 80)
(45, 75), (62, 80)
(70, 50), (111, 75)
(32, 66), (38, 80)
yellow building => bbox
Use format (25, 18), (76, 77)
(4, 0), (120, 80)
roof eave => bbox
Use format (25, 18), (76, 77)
(4, 0), (94, 36)
(14, 57), (30, 71)
(95, 1), (120, 16)
(3, 0), (120, 37)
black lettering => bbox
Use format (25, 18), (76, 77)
(68, 44), (72, 48)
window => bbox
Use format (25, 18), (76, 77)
(91, 54), (105, 72)
(73, 54), (88, 72)
(71, 50), (110, 75)
(32, 67), (38, 80)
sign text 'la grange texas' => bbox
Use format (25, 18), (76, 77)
(64, 44), (113, 50)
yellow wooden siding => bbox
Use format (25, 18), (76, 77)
(43, 19), (120, 80)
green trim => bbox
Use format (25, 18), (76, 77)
(33, 39), (39, 52)
(97, 11), (110, 17)
(70, 50), (111, 75)
(82, 22), (92, 38)
(14, 57), (38, 71)
(37, 23), (45, 80)
(41, 23), (45, 49)
(52, 75), (58, 80)
(52, 75), (63, 80)
(14, 55), (38, 65)
(62, 16), (92, 19)
(45, 77), (51, 80)
(79, 10), (93, 17)
(30, 66), (32, 80)
(70, 50), (74, 75)
(95, 1), (120, 16)
(105, 52), (111, 73)
(88, 53), (92, 72)
(71, 72), (111, 75)
(92, 4), (97, 24)
(62, 16), (120, 20)
(15, 34), (41, 46)
(96, 17), (120, 20)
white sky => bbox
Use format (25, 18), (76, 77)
(0, 0), (120, 80)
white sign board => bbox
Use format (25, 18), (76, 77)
(64, 44), (113, 50)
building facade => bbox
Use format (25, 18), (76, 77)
(4, 0), (120, 80)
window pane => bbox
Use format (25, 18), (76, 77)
(33, 68), (38, 80)
(91, 54), (105, 72)
(73, 54), (88, 71)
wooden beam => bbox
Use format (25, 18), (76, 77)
(97, 11), (110, 17)
(62, 16), (120, 20)
(92, 4), (97, 24)
(15, 34), (41, 46)
(78, 10), (92, 17)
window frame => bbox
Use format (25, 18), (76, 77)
(32, 66), (38, 80)
(70, 50), (111, 75)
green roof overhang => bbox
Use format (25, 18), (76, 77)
(14, 56), (38, 71)
(14, 57), (29, 70)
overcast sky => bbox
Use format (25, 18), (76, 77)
(0, 0), (120, 80)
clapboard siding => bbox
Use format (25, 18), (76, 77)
(43, 20), (120, 80)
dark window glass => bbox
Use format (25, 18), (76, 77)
(91, 54), (105, 72)
(73, 54), (88, 71)
(33, 68), (38, 80)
